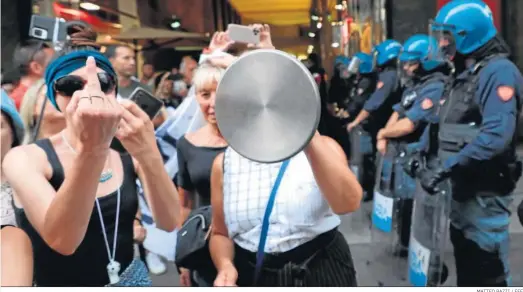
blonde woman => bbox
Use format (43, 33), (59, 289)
(176, 63), (228, 286)
(19, 79), (64, 144)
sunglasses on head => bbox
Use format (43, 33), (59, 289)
(53, 72), (116, 97)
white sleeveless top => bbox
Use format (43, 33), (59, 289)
(222, 148), (340, 253)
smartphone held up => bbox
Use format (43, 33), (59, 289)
(128, 88), (164, 120)
(29, 15), (68, 43)
(227, 24), (260, 45)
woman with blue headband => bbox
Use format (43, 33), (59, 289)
(2, 25), (180, 287)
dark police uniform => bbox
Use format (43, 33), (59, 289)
(423, 54), (523, 286)
(347, 73), (378, 198)
(345, 74), (377, 122)
(355, 67), (402, 199)
(362, 68), (403, 134)
(328, 68), (353, 158)
(388, 73), (447, 252)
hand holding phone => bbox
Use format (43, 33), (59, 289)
(227, 24), (260, 45)
(115, 98), (159, 160)
(128, 87), (164, 120)
(29, 15), (67, 43)
(209, 31), (235, 53)
(248, 24), (274, 49)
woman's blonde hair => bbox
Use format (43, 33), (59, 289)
(19, 79), (46, 144)
(192, 63), (224, 92)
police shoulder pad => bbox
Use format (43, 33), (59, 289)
(421, 98), (433, 110)
(497, 86), (515, 102)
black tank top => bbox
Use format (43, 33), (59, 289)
(15, 139), (138, 287)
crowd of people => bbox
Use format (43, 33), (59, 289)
(0, 0), (522, 287)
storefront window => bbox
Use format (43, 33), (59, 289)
(345, 0), (387, 56)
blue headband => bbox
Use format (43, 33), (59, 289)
(1, 89), (24, 146)
(44, 50), (116, 111)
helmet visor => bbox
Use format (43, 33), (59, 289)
(400, 59), (420, 75)
(372, 50), (378, 69)
(338, 64), (351, 79)
(429, 20), (456, 61)
(348, 57), (361, 75)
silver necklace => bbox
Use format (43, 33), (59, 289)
(60, 132), (113, 183)
(61, 131), (122, 284)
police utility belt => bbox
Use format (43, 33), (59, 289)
(438, 123), (522, 195)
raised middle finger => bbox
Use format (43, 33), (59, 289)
(85, 56), (102, 91)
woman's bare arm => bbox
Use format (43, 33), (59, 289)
(3, 145), (108, 255)
(176, 187), (193, 229)
(135, 153), (179, 232)
(304, 133), (363, 214)
(209, 153), (235, 271)
(0, 226), (33, 286)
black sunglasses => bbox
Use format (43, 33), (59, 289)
(53, 72), (117, 97)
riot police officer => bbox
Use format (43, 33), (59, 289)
(417, 0), (523, 286)
(377, 34), (451, 256)
(347, 40), (403, 200)
(347, 40), (403, 134)
(327, 55), (353, 158)
(328, 55), (352, 111)
(344, 52), (377, 123)
(343, 52), (379, 200)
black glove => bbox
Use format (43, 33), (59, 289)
(419, 166), (451, 194)
(402, 152), (422, 178)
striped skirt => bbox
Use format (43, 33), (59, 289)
(234, 229), (357, 287)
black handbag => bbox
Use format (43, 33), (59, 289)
(175, 206), (216, 274)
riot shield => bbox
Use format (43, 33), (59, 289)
(371, 143), (396, 237)
(392, 150), (417, 256)
(368, 143), (407, 284)
(348, 126), (375, 233)
(393, 150), (417, 199)
(408, 180), (451, 287)
(349, 126), (376, 201)
(349, 126), (373, 181)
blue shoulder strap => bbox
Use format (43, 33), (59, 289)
(253, 159), (291, 284)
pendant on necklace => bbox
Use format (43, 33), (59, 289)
(107, 260), (121, 284)
(99, 169), (113, 183)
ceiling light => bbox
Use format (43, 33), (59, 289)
(311, 15), (319, 21)
(79, 2), (100, 11)
(335, 4), (343, 10)
(170, 21), (181, 29)
(331, 42), (340, 48)
(316, 23), (322, 29)
(308, 32), (316, 38)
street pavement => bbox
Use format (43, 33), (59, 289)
(151, 157), (523, 287)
